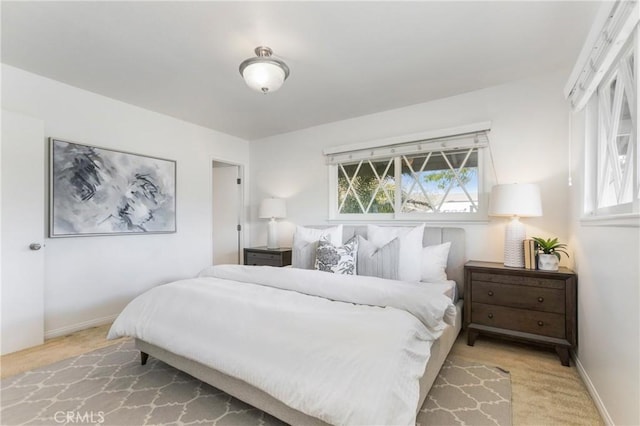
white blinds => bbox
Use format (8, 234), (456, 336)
(324, 126), (490, 165)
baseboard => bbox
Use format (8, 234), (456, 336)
(44, 314), (118, 339)
(572, 351), (614, 425)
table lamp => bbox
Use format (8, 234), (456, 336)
(489, 183), (542, 267)
(259, 198), (286, 249)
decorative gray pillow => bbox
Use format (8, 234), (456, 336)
(292, 240), (319, 270)
(357, 236), (400, 280)
(314, 236), (358, 275)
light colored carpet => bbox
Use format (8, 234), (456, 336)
(1, 340), (511, 425)
(450, 333), (603, 426)
(0, 325), (124, 379)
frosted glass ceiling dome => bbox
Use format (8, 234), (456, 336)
(239, 46), (290, 94)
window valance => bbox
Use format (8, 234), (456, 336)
(564, 1), (639, 111)
(323, 122), (491, 165)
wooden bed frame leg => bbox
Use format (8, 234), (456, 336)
(140, 351), (149, 366)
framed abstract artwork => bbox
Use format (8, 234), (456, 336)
(49, 138), (176, 237)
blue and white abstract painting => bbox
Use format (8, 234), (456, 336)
(50, 139), (176, 237)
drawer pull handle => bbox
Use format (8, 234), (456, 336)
(537, 321), (544, 327)
(488, 313), (494, 319)
(538, 297), (544, 303)
(488, 291), (494, 296)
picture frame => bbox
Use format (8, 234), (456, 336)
(49, 138), (176, 237)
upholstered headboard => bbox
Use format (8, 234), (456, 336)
(309, 225), (466, 297)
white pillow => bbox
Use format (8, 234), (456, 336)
(292, 225), (343, 269)
(420, 241), (451, 283)
(367, 224), (424, 282)
(315, 236), (358, 275)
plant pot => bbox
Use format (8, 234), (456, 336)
(538, 253), (559, 271)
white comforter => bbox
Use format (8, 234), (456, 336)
(108, 265), (456, 425)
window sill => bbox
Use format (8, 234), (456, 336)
(580, 213), (640, 227)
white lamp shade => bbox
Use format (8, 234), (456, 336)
(488, 183), (543, 217)
(242, 62), (286, 93)
(259, 198), (286, 219)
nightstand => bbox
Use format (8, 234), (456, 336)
(464, 261), (577, 366)
(243, 247), (292, 267)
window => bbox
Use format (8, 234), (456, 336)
(566, 1), (638, 223)
(337, 159), (395, 214)
(400, 149), (479, 214)
(328, 126), (489, 220)
(587, 32), (638, 218)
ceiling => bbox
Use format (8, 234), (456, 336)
(1, 1), (600, 141)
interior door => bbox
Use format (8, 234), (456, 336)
(1, 110), (46, 355)
(212, 161), (242, 264)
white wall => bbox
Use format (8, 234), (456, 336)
(249, 70), (572, 264)
(1, 64), (250, 337)
(568, 111), (639, 425)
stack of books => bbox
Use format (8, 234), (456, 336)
(523, 239), (538, 269)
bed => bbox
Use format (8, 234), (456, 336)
(108, 225), (465, 425)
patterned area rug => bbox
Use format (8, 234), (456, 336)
(1, 340), (511, 425)
(417, 357), (511, 426)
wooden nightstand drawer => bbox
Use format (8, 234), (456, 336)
(471, 281), (565, 313)
(247, 252), (280, 263)
(472, 302), (566, 339)
(243, 247), (292, 267)
(472, 271), (565, 289)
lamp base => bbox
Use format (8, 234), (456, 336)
(504, 217), (525, 268)
(266, 219), (279, 249)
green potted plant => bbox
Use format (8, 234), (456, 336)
(532, 237), (569, 271)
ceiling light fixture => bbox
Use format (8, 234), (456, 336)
(239, 46), (290, 94)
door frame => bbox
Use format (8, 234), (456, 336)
(211, 157), (245, 264)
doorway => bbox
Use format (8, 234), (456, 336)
(212, 160), (243, 264)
